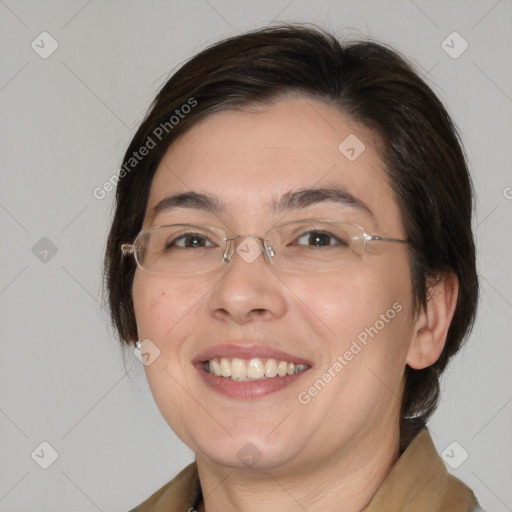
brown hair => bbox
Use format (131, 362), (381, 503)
(103, 23), (478, 447)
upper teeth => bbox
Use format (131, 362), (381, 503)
(206, 357), (308, 381)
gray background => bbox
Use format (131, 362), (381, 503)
(1, 0), (511, 510)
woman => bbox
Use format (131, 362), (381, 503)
(104, 24), (482, 511)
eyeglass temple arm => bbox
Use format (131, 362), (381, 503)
(365, 234), (409, 245)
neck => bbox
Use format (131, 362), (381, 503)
(195, 422), (401, 512)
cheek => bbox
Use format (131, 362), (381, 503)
(131, 272), (208, 443)
(304, 260), (413, 416)
(132, 271), (206, 344)
(295, 253), (414, 386)
(294, 259), (410, 345)
(344, 254), (414, 382)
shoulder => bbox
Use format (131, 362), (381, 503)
(442, 471), (481, 511)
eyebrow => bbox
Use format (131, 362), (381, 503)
(152, 191), (223, 217)
(273, 186), (372, 216)
(151, 186), (372, 220)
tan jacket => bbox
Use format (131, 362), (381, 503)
(129, 429), (481, 511)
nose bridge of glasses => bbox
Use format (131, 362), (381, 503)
(223, 234), (272, 263)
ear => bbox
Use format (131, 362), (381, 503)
(406, 272), (459, 369)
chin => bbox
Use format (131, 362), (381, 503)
(192, 433), (302, 471)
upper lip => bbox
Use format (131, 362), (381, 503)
(193, 343), (312, 366)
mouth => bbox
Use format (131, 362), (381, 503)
(193, 344), (312, 399)
(203, 357), (309, 381)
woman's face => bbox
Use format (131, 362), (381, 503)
(132, 96), (415, 472)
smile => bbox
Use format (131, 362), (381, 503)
(194, 343), (312, 398)
(204, 357), (309, 381)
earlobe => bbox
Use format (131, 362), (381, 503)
(406, 273), (459, 370)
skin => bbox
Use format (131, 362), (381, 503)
(132, 96), (458, 512)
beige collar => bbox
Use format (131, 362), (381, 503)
(361, 428), (479, 511)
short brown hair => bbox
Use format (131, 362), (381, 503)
(104, 24), (478, 447)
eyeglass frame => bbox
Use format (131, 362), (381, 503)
(120, 219), (410, 275)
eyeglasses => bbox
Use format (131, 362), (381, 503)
(121, 219), (409, 275)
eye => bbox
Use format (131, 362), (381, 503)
(294, 230), (348, 248)
(166, 233), (216, 249)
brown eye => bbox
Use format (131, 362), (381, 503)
(294, 230), (348, 247)
(166, 233), (215, 249)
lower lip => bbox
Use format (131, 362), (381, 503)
(195, 364), (309, 399)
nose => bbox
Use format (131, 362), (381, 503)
(207, 236), (287, 325)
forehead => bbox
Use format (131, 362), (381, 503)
(145, 97), (402, 231)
